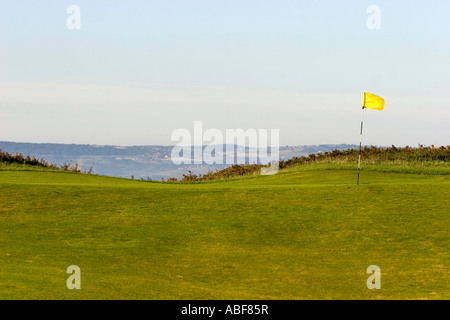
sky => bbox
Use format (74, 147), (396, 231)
(0, 0), (449, 147)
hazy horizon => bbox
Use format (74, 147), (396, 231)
(1, 139), (363, 148)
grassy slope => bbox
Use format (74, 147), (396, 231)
(0, 163), (449, 299)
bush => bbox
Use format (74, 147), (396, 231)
(174, 145), (450, 182)
(0, 149), (83, 173)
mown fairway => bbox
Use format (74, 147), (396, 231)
(0, 164), (449, 299)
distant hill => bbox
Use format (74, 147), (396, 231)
(0, 141), (358, 180)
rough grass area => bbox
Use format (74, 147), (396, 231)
(177, 145), (450, 181)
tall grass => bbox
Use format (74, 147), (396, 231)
(0, 148), (83, 173)
(177, 145), (450, 181)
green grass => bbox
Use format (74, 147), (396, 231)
(0, 161), (449, 299)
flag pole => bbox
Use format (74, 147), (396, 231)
(357, 106), (365, 185)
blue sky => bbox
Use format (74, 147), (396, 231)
(0, 0), (449, 146)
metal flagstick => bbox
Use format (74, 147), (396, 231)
(357, 106), (365, 185)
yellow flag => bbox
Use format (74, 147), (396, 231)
(363, 92), (385, 111)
